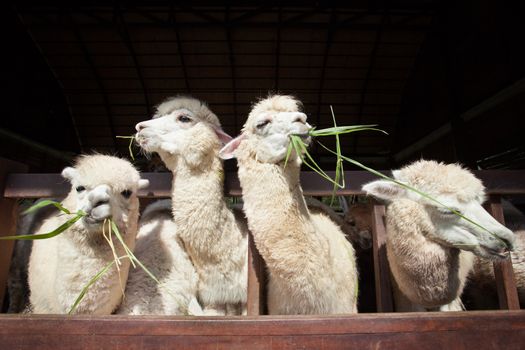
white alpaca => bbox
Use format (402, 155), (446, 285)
(363, 160), (515, 311)
(28, 155), (149, 314)
(220, 95), (358, 314)
(117, 199), (202, 315)
(466, 199), (524, 309)
(135, 96), (248, 315)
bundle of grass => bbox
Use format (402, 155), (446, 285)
(25, 155), (149, 314)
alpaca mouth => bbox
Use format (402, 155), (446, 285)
(480, 245), (509, 259)
(293, 132), (310, 140)
(84, 215), (111, 225)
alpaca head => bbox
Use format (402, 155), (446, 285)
(344, 202), (373, 249)
(61, 155), (149, 233)
(135, 96), (232, 169)
(363, 160), (515, 260)
(219, 95), (311, 164)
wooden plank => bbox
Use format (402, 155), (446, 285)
(0, 312), (523, 349)
(4, 331), (524, 350)
(486, 194), (521, 310)
(246, 232), (267, 315)
(0, 158), (28, 306)
(4, 170), (525, 198)
(371, 202), (394, 312)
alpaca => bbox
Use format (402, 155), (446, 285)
(344, 202), (373, 250)
(135, 96), (248, 315)
(305, 197), (372, 250)
(28, 155), (149, 314)
(363, 160), (515, 311)
(465, 199), (525, 309)
(219, 95), (358, 314)
(117, 199), (202, 315)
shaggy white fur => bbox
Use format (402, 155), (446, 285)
(28, 155), (149, 314)
(220, 95), (358, 314)
(135, 96), (247, 315)
(363, 160), (515, 311)
(117, 199), (202, 315)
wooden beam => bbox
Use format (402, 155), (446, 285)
(246, 232), (266, 315)
(5, 170), (525, 199)
(486, 195), (521, 310)
(371, 202), (394, 312)
(0, 158), (28, 306)
(0, 128), (75, 163)
(394, 78), (525, 162)
(0, 312), (524, 349)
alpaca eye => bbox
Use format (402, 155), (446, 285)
(121, 189), (132, 198)
(256, 120), (270, 129)
(178, 115), (192, 123)
(76, 186), (86, 193)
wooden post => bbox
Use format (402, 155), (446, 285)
(0, 158), (28, 308)
(370, 202), (394, 312)
(486, 194), (521, 310)
(246, 231), (266, 315)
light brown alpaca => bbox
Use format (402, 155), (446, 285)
(363, 160), (515, 311)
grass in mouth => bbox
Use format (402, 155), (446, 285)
(285, 106), (506, 247)
(116, 135), (136, 161)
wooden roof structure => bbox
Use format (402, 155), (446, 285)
(4, 1), (525, 172)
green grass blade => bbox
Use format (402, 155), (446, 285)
(316, 140), (506, 244)
(68, 256), (125, 314)
(116, 135), (136, 161)
(283, 140), (294, 169)
(22, 199), (72, 215)
(309, 125), (388, 137)
(111, 220), (163, 284)
(0, 214), (84, 240)
(110, 220), (137, 269)
(329, 105), (344, 206)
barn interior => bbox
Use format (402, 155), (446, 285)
(4, 1), (524, 175)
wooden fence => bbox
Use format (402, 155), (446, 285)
(0, 157), (524, 348)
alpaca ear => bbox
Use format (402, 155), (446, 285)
(138, 179), (150, 189)
(362, 180), (405, 201)
(61, 167), (78, 182)
(219, 134), (246, 160)
(213, 126), (233, 145)
(392, 170), (402, 180)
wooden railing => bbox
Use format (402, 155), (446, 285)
(0, 157), (524, 348)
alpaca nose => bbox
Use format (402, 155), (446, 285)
(88, 186), (111, 205)
(135, 122), (147, 132)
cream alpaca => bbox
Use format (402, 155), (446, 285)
(135, 96), (247, 315)
(117, 199), (202, 315)
(363, 160), (515, 311)
(28, 155), (149, 314)
(220, 95), (358, 314)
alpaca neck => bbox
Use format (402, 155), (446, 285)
(170, 154), (229, 248)
(237, 155), (326, 276)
